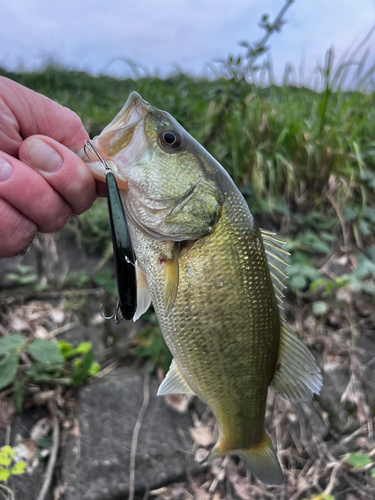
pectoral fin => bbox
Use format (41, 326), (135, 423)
(271, 322), (322, 402)
(164, 247), (179, 316)
(157, 359), (196, 396)
(133, 261), (151, 322)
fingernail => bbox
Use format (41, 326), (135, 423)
(0, 157), (13, 182)
(24, 139), (63, 173)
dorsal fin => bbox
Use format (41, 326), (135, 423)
(261, 229), (323, 401)
(260, 229), (290, 307)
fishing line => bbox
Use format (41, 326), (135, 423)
(84, 140), (137, 322)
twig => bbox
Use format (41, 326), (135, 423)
(0, 484), (14, 500)
(323, 462), (341, 495)
(95, 360), (119, 379)
(0, 388), (13, 400)
(128, 374), (150, 500)
(341, 423), (368, 444)
(36, 406), (59, 500)
(46, 320), (80, 339)
(5, 426), (10, 446)
(324, 188), (350, 249)
(20, 288), (103, 302)
(247, 0), (295, 68)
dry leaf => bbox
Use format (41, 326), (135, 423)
(33, 390), (58, 406)
(195, 448), (209, 463)
(196, 487), (211, 500)
(30, 417), (52, 441)
(232, 478), (252, 500)
(91, 313), (105, 325)
(10, 316), (31, 332)
(53, 483), (66, 500)
(34, 325), (49, 339)
(163, 394), (192, 413)
(189, 425), (214, 447)
(49, 309), (65, 324)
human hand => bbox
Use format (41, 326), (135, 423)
(0, 76), (104, 259)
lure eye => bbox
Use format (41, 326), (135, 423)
(159, 129), (182, 150)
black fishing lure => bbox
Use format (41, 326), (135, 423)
(84, 140), (137, 322)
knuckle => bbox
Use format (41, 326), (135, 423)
(38, 204), (72, 233)
(0, 199), (37, 258)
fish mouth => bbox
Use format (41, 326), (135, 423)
(78, 92), (150, 190)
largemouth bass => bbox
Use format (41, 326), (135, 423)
(80, 93), (322, 485)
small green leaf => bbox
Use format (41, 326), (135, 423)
(290, 275), (307, 289)
(343, 207), (358, 222)
(10, 461), (26, 475)
(359, 219), (372, 236)
(72, 349), (93, 386)
(57, 340), (75, 360)
(37, 437), (52, 449)
(371, 467), (375, 478)
(27, 339), (64, 364)
(302, 494), (336, 500)
(0, 334), (26, 355)
(16, 264), (33, 275)
(361, 282), (375, 295)
(0, 446), (15, 466)
(347, 452), (372, 468)
(0, 350), (18, 390)
(74, 342), (92, 355)
(0, 467), (10, 480)
(25, 362), (62, 382)
(88, 362), (100, 376)
(312, 301), (328, 315)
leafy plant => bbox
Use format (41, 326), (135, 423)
(5, 265), (37, 286)
(0, 333), (100, 409)
(0, 446), (26, 482)
(0, 445), (26, 499)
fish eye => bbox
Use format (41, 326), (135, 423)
(159, 128), (182, 150)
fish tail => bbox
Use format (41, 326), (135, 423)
(209, 434), (283, 485)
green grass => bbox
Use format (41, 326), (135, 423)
(1, 51), (375, 296)
(2, 56), (374, 227)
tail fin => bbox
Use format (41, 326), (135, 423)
(209, 434), (283, 485)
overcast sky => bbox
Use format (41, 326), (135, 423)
(1, 0), (375, 86)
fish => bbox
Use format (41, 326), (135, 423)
(80, 92), (322, 485)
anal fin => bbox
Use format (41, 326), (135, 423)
(157, 359), (195, 396)
(271, 321), (322, 402)
(133, 260), (152, 322)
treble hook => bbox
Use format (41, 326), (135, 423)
(100, 300), (124, 324)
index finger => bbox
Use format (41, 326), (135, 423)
(0, 77), (88, 156)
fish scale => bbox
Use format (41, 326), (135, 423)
(80, 91), (322, 485)
(127, 171), (280, 452)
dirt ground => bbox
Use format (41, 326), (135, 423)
(0, 232), (375, 500)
